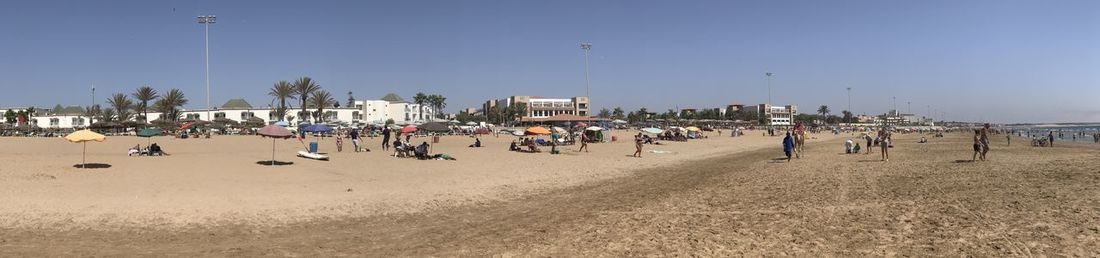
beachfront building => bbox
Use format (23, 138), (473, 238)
(353, 93), (435, 125)
(745, 104), (798, 126)
(483, 95), (590, 120)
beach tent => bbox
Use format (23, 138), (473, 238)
(418, 122), (450, 133)
(258, 125), (294, 166)
(401, 125), (418, 134)
(65, 129), (106, 168)
(641, 128), (664, 134)
(525, 126), (551, 135)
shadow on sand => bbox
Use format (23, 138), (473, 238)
(73, 163), (112, 169)
(256, 160), (295, 166)
(954, 160), (977, 163)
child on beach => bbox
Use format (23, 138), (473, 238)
(783, 132), (795, 162)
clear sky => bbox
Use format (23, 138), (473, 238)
(1, 0), (1098, 123)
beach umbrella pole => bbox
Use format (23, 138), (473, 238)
(271, 138), (276, 166)
(82, 142), (86, 169)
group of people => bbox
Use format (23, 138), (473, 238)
(836, 127), (894, 161)
(127, 143), (166, 156)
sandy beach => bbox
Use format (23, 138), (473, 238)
(2, 130), (1099, 256)
(0, 129), (835, 229)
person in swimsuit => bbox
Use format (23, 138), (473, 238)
(973, 129), (984, 161)
(878, 127), (890, 161)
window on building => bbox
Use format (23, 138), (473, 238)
(352, 111), (360, 121)
(50, 118), (59, 126)
(214, 112), (226, 119)
(72, 117), (84, 126)
(240, 112), (253, 120)
(578, 103), (587, 109)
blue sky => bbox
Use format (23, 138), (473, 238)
(1, 0), (1098, 123)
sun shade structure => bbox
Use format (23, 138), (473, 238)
(418, 122), (450, 133)
(136, 128), (163, 145)
(525, 126), (551, 135)
(686, 126), (701, 132)
(258, 125), (295, 166)
(641, 128), (664, 134)
(401, 125), (418, 134)
(179, 122), (195, 130)
(65, 129), (106, 168)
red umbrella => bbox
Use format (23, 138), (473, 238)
(401, 125), (418, 134)
(258, 125), (294, 166)
(179, 122), (195, 130)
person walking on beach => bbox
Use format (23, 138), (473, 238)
(1006, 133), (1011, 147)
(382, 127), (392, 151)
(633, 133), (644, 157)
(783, 131), (795, 162)
(350, 128), (361, 152)
(878, 127), (891, 161)
(973, 129), (984, 161)
(1048, 131), (1055, 147)
(578, 132), (589, 152)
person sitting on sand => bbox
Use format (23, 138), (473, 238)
(853, 143), (861, 154)
(469, 138), (482, 148)
(415, 142), (430, 160)
(845, 139), (854, 154)
(783, 132), (795, 161)
(527, 139), (540, 153)
(509, 140), (521, 151)
(128, 144), (141, 156)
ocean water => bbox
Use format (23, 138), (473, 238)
(1010, 124), (1100, 142)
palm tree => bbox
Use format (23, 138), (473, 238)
(84, 105), (101, 125)
(309, 90), (336, 123)
(107, 93), (134, 122)
(818, 105), (830, 116)
(612, 107), (625, 120)
(428, 94), (446, 120)
(292, 76), (321, 123)
(268, 80), (295, 121)
(413, 92), (428, 121)
(155, 89), (188, 121)
(132, 86), (158, 122)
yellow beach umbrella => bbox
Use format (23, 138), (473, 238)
(65, 129), (106, 168)
(685, 126), (701, 132)
(525, 126), (551, 135)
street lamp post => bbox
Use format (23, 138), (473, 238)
(846, 87), (851, 112)
(892, 96), (897, 116)
(765, 72), (773, 107)
(197, 15), (216, 121)
(90, 85), (95, 124)
(579, 42), (592, 119)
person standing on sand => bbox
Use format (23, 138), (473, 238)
(878, 127), (891, 161)
(633, 133), (644, 157)
(864, 133), (874, 155)
(973, 129), (984, 161)
(1048, 131), (1055, 147)
(350, 128), (361, 152)
(980, 123), (991, 160)
(382, 127), (392, 151)
(783, 131), (795, 162)
(1006, 133), (1011, 147)
(335, 130), (344, 152)
(578, 132), (589, 152)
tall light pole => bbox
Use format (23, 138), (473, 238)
(892, 96), (897, 116)
(197, 15), (216, 121)
(765, 72), (774, 107)
(90, 84), (96, 124)
(580, 42), (592, 114)
(907, 101), (911, 115)
(846, 87), (852, 113)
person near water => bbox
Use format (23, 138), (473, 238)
(578, 131), (589, 152)
(1048, 131), (1055, 147)
(878, 127), (891, 161)
(783, 131), (795, 161)
(973, 129), (984, 161)
(632, 133), (644, 157)
(381, 127), (392, 151)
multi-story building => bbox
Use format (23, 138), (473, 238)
(746, 104), (798, 126)
(483, 95), (590, 120)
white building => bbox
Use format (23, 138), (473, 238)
(748, 104), (798, 126)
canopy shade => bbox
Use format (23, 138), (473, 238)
(641, 128), (664, 134)
(418, 122), (450, 133)
(686, 126), (701, 132)
(401, 125), (418, 133)
(525, 126), (551, 135)
(65, 129), (106, 143)
(300, 124), (333, 133)
(258, 125), (294, 138)
(136, 128), (163, 137)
